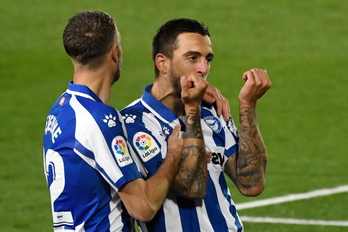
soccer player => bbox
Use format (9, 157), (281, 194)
(121, 18), (271, 232)
(42, 11), (185, 231)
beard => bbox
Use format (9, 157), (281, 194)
(168, 63), (182, 98)
(112, 67), (121, 84)
(112, 56), (122, 84)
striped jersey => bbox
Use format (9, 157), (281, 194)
(43, 82), (141, 232)
(121, 84), (243, 232)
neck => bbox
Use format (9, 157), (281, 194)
(73, 67), (113, 105)
(151, 79), (184, 116)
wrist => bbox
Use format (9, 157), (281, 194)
(239, 100), (257, 108)
(184, 104), (201, 116)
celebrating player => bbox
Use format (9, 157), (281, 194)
(121, 18), (271, 232)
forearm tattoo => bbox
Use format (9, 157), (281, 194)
(237, 107), (267, 189)
(171, 108), (206, 198)
(172, 145), (206, 198)
(184, 109), (203, 139)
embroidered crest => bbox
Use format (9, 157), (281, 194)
(203, 116), (222, 133)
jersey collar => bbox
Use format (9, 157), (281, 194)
(67, 81), (103, 103)
(142, 84), (178, 123)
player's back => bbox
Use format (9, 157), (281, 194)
(43, 83), (137, 232)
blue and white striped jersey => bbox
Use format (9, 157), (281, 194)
(121, 84), (243, 232)
(43, 82), (141, 232)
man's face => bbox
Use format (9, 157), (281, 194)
(167, 32), (214, 96)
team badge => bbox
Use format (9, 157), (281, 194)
(133, 132), (160, 162)
(111, 136), (133, 167)
(204, 116), (222, 133)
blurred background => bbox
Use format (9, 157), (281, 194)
(0, 0), (347, 231)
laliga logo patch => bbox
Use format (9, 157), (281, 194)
(111, 136), (133, 167)
(133, 132), (160, 162)
(204, 116), (222, 133)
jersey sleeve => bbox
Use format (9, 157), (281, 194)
(71, 95), (141, 190)
(121, 109), (167, 178)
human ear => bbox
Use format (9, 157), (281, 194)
(111, 44), (118, 63)
(155, 53), (168, 74)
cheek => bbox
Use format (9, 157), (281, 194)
(173, 61), (196, 76)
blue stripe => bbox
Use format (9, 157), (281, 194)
(225, 144), (238, 158)
(177, 196), (200, 232)
(145, 207), (166, 232)
(204, 173), (228, 231)
(219, 172), (243, 231)
(75, 139), (95, 160)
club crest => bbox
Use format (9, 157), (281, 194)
(204, 116), (222, 133)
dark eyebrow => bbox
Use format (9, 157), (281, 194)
(183, 51), (215, 59)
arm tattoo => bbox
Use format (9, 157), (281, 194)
(183, 109), (203, 139)
(172, 145), (206, 198)
(171, 108), (207, 198)
(237, 107), (267, 189)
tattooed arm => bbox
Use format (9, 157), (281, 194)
(224, 68), (271, 197)
(171, 75), (208, 200)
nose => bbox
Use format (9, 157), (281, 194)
(198, 59), (210, 76)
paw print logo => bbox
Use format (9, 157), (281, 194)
(163, 127), (170, 135)
(103, 114), (116, 127)
(123, 114), (136, 123)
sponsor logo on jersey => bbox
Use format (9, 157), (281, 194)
(112, 136), (133, 167)
(208, 146), (225, 166)
(133, 132), (160, 162)
(211, 152), (225, 166)
(203, 116), (222, 133)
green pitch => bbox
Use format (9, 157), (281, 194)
(1, 0), (347, 231)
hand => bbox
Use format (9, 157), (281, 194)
(205, 151), (212, 163)
(180, 74), (208, 108)
(239, 68), (271, 107)
(166, 124), (183, 165)
(203, 85), (230, 121)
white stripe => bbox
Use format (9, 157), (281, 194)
(70, 95), (123, 185)
(141, 99), (171, 124)
(236, 185), (348, 210)
(66, 89), (96, 101)
(240, 216), (348, 227)
(163, 193), (183, 232)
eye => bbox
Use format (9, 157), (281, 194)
(188, 56), (196, 61)
(206, 56), (213, 64)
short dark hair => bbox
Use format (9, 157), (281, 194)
(63, 10), (117, 69)
(152, 18), (210, 76)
